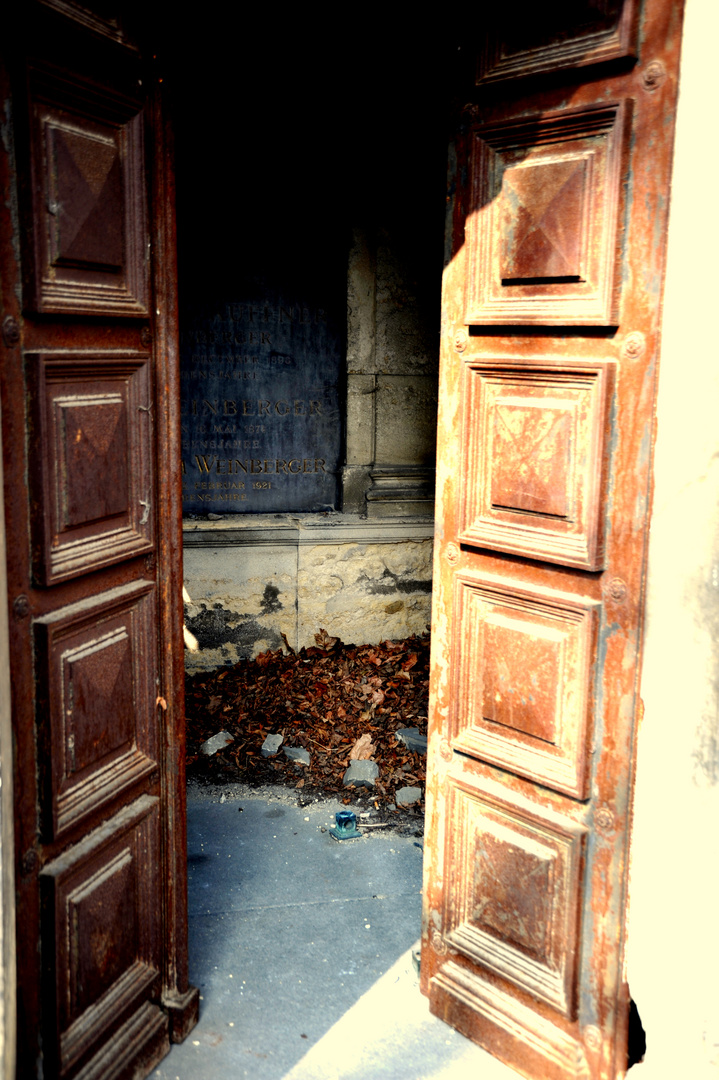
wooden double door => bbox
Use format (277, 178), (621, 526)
(0, 4), (196, 1077)
(421, 3), (684, 1079)
(0, 2), (686, 1078)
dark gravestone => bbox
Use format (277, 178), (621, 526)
(180, 292), (342, 514)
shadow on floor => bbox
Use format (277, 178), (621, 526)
(151, 783), (512, 1080)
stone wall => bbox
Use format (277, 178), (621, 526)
(343, 224), (439, 518)
(183, 515), (433, 673)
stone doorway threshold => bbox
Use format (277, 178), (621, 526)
(151, 782), (513, 1080)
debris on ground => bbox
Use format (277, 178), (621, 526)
(185, 631), (430, 823)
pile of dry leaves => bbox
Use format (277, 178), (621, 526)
(185, 630), (430, 811)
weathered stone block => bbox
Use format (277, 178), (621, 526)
(396, 785), (423, 806)
(395, 728), (428, 755)
(343, 760), (379, 788)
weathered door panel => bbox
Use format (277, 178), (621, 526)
(0, 4), (197, 1076)
(422, 3), (684, 1078)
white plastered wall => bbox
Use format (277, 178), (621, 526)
(628, 1), (719, 1075)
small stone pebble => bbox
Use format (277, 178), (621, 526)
(261, 733), (283, 758)
(396, 785), (423, 807)
(200, 730), (234, 756)
(343, 759), (379, 789)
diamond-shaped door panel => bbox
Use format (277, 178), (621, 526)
(450, 574), (600, 799)
(499, 158), (589, 284)
(442, 775), (587, 1018)
(25, 66), (148, 315)
(40, 796), (163, 1076)
(34, 581), (158, 840)
(459, 358), (614, 570)
(30, 353), (153, 584)
(466, 102), (630, 325)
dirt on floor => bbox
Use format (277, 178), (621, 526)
(185, 631), (430, 834)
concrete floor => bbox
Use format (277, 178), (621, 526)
(151, 782), (515, 1080)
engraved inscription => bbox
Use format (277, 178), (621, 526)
(180, 299), (342, 513)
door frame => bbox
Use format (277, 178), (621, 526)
(0, 393), (16, 1080)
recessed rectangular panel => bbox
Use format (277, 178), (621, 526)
(476, 1), (639, 83)
(466, 103), (630, 325)
(35, 581), (158, 840)
(451, 574), (599, 799)
(41, 797), (161, 1074)
(443, 778), (587, 1017)
(459, 359), (614, 569)
(482, 617), (562, 744)
(26, 68), (148, 315)
(31, 354), (153, 583)
(490, 399), (573, 518)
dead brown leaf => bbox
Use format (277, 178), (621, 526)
(184, 629), (430, 807)
(349, 733), (376, 760)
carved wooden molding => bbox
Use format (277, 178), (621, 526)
(38, 1), (139, 48)
(30, 352), (154, 584)
(476, 2), (640, 84)
(466, 102), (630, 326)
(431, 962), (589, 1079)
(451, 574), (600, 799)
(458, 357), (615, 569)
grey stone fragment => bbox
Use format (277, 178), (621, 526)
(395, 727), (427, 755)
(284, 746), (310, 766)
(343, 759), (379, 789)
(396, 785), (423, 806)
(200, 730), (234, 756)
(261, 733), (283, 758)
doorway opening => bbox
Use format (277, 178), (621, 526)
(159, 17), (459, 1078)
